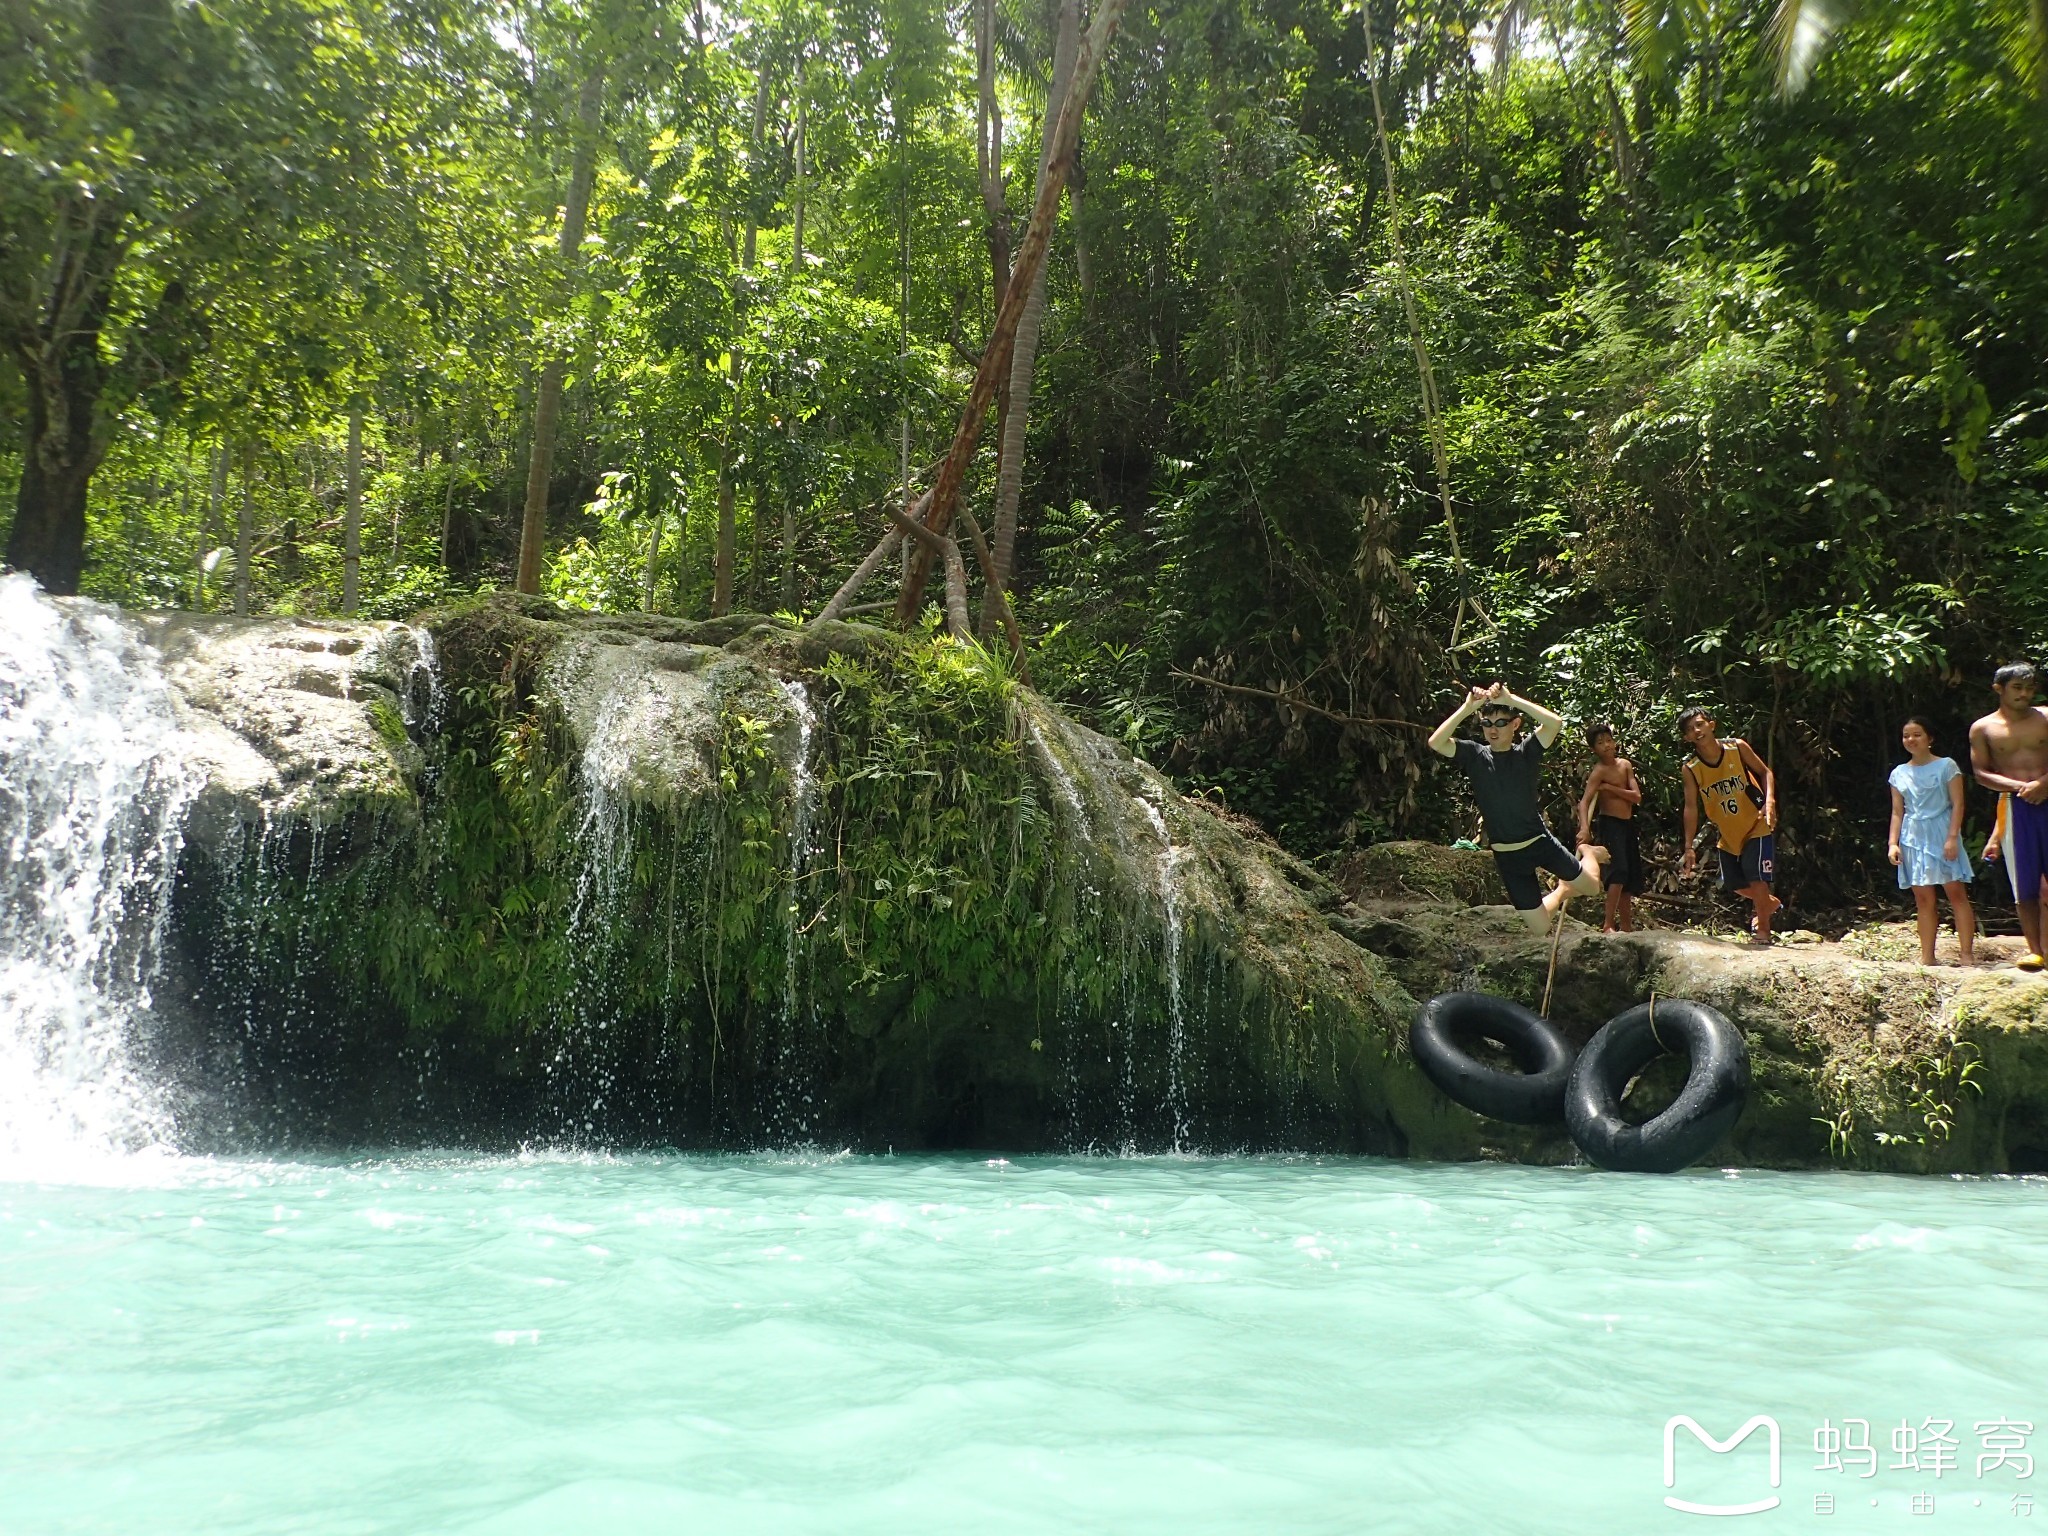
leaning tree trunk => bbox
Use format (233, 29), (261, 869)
(514, 60), (607, 595)
(987, 0), (1079, 618)
(976, 0), (1012, 461)
(894, 0), (1127, 625)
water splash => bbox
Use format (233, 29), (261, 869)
(1137, 794), (1190, 1152)
(0, 574), (198, 1169)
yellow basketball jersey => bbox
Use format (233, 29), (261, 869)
(1687, 742), (1763, 852)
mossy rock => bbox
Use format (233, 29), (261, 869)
(1334, 840), (1500, 908)
(159, 599), (1442, 1155)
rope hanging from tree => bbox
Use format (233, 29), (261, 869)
(1359, 0), (1494, 657)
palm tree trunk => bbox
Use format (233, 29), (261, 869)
(235, 443), (255, 617)
(642, 473), (666, 614)
(712, 447), (737, 615)
(195, 446), (225, 608)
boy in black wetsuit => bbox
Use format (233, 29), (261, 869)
(1428, 682), (1605, 932)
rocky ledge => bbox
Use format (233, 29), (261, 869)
(127, 598), (2048, 1170)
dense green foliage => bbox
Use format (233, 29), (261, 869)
(6, 0), (2046, 901)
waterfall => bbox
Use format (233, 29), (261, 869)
(1138, 795), (1190, 1152)
(770, 679), (824, 1137)
(0, 575), (198, 1168)
(1025, 715), (1090, 839)
(382, 623), (446, 738)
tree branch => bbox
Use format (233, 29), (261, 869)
(1168, 670), (1425, 731)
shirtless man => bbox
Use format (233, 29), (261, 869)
(1969, 661), (2048, 971)
(1678, 707), (1780, 944)
(1428, 680), (1605, 934)
(1575, 722), (1643, 933)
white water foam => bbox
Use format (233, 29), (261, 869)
(0, 574), (199, 1171)
(1138, 795), (1191, 1151)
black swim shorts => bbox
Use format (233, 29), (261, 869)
(1593, 813), (1644, 894)
(1492, 830), (1584, 910)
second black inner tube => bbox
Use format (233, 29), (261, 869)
(1564, 999), (1749, 1173)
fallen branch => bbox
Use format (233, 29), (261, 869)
(812, 527), (903, 626)
(811, 488), (931, 626)
(879, 498), (970, 636)
(1168, 669), (1425, 731)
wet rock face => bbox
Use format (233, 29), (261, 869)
(122, 610), (424, 853)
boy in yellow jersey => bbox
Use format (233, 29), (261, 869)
(1677, 706), (1781, 944)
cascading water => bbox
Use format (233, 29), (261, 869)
(557, 683), (649, 1128)
(1025, 715), (1090, 840)
(0, 574), (198, 1168)
(383, 623), (446, 739)
(769, 678), (825, 1137)
(1137, 795), (1191, 1152)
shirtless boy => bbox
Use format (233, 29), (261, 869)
(1575, 721), (1643, 933)
(1678, 707), (1781, 945)
(1969, 662), (2048, 971)
(1429, 681), (1605, 934)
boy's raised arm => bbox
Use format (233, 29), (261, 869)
(1501, 690), (1564, 749)
(1427, 685), (1487, 759)
(1680, 763), (1701, 876)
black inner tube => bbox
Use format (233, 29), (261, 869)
(1565, 1000), (1749, 1173)
(1410, 992), (1574, 1125)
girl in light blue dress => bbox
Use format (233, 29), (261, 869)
(1886, 718), (1977, 965)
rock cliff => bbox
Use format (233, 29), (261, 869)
(128, 598), (2048, 1170)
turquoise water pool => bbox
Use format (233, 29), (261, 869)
(3, 1154), (2044, 1535)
